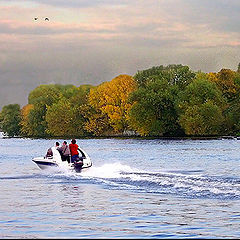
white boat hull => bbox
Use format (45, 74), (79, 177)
(32, 158), (59, 170)
(32, 147), (92, 172)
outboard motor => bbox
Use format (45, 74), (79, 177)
(73, 156), (84, 172)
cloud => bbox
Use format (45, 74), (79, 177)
(1, 0), (240, 49)
(0, 0), (240, 109)
(1, 0), (130, 8)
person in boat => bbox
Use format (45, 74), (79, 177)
(45, 147), (53, 158)
(45, 142), (62, 159)
(45, 142), (60, 158)
(69, 139), (80, 163)
(56, 142), (60, 149)
(55, 141), (62, 155)
(58, 141), (71, 163)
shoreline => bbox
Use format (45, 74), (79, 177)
(0, 132), (239, 141)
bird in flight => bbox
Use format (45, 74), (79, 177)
(34, 17), (50, 21)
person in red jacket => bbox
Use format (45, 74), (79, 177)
(69, 139), (79, 163)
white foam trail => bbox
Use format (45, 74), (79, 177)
(80, 162), (137, 178)
(46, 163), (240, 198)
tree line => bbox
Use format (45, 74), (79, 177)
(1, 64), (240, 138)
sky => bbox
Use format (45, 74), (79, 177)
(0, 0), (240, 109)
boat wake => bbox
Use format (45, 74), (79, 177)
(50, 162), (240, 200)
(3, 161), (239, 200)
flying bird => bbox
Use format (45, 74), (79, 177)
(45, 18), (49, 21)
(34, 17), (38, 21)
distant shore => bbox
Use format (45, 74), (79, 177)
(1, 131), (239, 141)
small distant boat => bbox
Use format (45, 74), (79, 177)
(32, 147), (92, 172)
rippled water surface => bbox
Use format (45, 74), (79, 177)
(0, 134), (240, 238)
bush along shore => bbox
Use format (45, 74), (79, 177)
(1, 64), (240, 138)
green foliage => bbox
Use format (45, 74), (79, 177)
(82, 103), (113, 136)
(0, 104), (21, 137)
(26, 84), (89, 137)
(134, 64), (195, 89)
(129, 79), (183, 136)
(2, 64), (240, 138)
(26, 85), (62, 137)
(223, 96), (240, 135)
(69, 85), (93, 106)
(46, 98), (89, 137)
(130, 64), (194, 136)
(177, 77), (226, 136)
(178, 78), (225, 108)
(134, 65), (165, 87)
(233, 71), (240, 88)
(28, 84), (61, 105)
(179, 101), (224, 136)
(27, 104), (48, 137)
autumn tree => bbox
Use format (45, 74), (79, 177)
(207, 69), (240, 135)
(0, 104), (21, 137)
(208, 69), (240, 101)
(20, 104), (34, 136)
(86, 75), (137, 135)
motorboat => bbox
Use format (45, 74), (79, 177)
(32, 146), (92, 172)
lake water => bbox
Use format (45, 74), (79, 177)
(0, 134), (240, 238)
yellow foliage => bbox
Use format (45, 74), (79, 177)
(20, 104), (34, 136)
(88, 74), (137, 133)
(207, 72), (218, 83)
(208, 69), (239, 99)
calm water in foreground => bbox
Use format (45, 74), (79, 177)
(0, 133), (240, 239)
